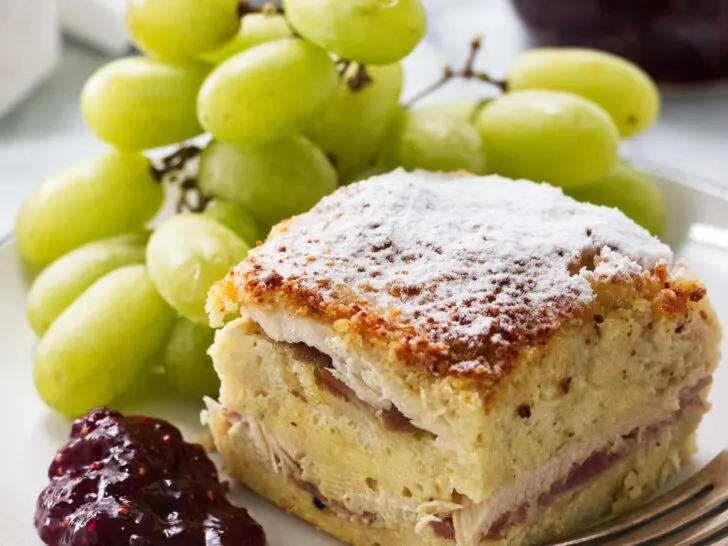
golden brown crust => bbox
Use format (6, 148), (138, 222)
(208, 172), (699, 382)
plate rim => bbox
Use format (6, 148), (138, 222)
(0, 231), (12, 249)
(631, 158), (728, 201)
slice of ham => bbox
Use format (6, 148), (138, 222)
(289, 342), (432, 437)
(290, 342), (334, 369)
(430, 516), (456, 540)
(436, 377), (712, 542)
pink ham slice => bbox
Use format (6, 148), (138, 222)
(431, 377), (712, 541)
(289, 342), (431, 436)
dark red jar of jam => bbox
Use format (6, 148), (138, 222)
(511, 0), (728, 82)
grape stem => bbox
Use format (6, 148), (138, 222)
(151, 145), (201, 182)
(403, 36), (506, 107)
(349, 64), (372, 91)
(151, 145), (210, 214)
(335, 59), (373, 92)
(176, 177), (210, 214)
(237, 1), (371, 92)
(238, 1), (283, 17)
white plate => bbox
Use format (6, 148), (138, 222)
(1, 166), (727, 546)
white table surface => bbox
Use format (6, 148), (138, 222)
(1, 0), (727, 238)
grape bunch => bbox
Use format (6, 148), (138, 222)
(16, 0), (667, 417)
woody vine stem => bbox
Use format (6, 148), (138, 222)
(404, 36), (506, 107)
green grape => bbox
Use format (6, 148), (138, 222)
(507, 48), (659, 138)
(127, 0), (239, 59)
(27, 233), (148, 336)
(420, 99), (491, 125)
(16, 150), (163, 267)
(200, 13), (293, 64)
(198, 136), (338, 229)
(163, 317), (219, 399)
(146, 214), (249, 324)
(82, 57), (208, 149)
(474, 90), (619, 188)
(33, 265), (175, 416)
(380, 107), (488, 174)
(283, 0), (427, 65)
(203, 199), (264, 246)
(566, 162), (667, 236)
(110, 361), (174, 413)
(306, 63), (403, 181)
(341, 163), (389, 185)
(198, 38), (338, 145)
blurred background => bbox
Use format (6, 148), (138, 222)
(1, 0), (727, 236)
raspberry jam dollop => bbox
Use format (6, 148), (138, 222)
(34, 407), (265, 546)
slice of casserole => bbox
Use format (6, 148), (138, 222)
(205, 171), (721, 546)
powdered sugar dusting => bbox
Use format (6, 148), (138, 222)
(236, 170), (672, 375)
(589, 247), (649, 279)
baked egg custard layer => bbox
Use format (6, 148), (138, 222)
(205, 171), (721, 546)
